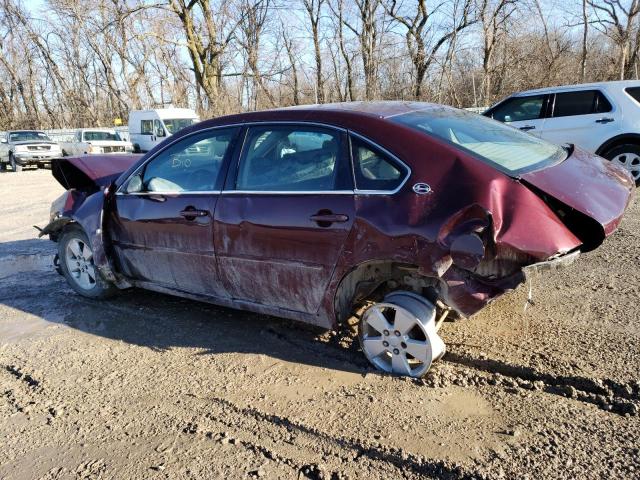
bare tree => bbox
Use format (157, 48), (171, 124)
(303, 0), (326, 102)
(387, 0), (477, 99)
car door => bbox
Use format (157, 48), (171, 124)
(537, 89), (618, 153)
(486, 94), (548, 137)
(110, 126), (240, 297)
(214, 123), (355, 314)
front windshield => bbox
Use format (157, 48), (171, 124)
(84, 131), (120, 141)
(9, 131), (52, 143)
(163, 118), (197, 134)
(392, 108), (566, 175)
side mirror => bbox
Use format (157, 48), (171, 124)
(155, 127), (166, 138)
(0, 139), (7, 144)
(504, 115), (512, 123)
(125, 175), (143, 194)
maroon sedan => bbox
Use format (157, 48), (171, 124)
(40, 102), (634, 378)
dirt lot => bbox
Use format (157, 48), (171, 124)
(0, 169), (639, 480)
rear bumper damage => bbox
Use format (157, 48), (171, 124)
(522, 250), (580, 278)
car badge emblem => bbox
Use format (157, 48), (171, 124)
(413, 183), (432, 195)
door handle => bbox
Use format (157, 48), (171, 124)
(519, 125), (536, 131)
(595, 117), (614, 124)
(180, 207), (210, 220)
(309, 212), (349, 225)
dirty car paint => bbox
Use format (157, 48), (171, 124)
(42, 102), (634, 329)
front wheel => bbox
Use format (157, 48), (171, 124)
(603, 144), (640, 186)
(58, 226), (116, 299)
(9, 153), (22, 172)
(358, 292), (446, 378)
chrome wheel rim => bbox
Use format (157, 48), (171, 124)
(65, 238), (97, 290)
(611, 152), (640, 181)
(360, 301), (435, 378)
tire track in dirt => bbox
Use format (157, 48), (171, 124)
(171, 394), (488, 480)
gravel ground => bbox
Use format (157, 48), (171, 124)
(0, 168), (639, 480)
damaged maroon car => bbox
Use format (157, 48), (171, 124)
(40, 102), (634, 378)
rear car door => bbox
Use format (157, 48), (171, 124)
(214, 123), (355, 314)
(110, 127), (240, 296)
(486, 94), (548, 136)
(538, 89), (618, 152)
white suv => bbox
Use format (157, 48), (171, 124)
(484, 80), (640, 185)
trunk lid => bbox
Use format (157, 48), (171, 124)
(520, 147), (634, 248)
(52, 154), (141, 191)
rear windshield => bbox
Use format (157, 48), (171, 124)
(392, 108), (567, 175)
(83, 131), (120, 141)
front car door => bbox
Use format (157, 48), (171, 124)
(109, 127), (240, 297)
(486, 94), (548, 137)
(537, 89), (618, 152)
(214, 123), (355, 315)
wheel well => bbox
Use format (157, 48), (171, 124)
(333, 261), (446, 325)
(595, 134), (640, 156)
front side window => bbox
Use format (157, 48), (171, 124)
(489, 95), (545, 122)
(125, 128), (237, 193)
(552, 90), (612, 117)
(141, 120), (153, 135)
(236, 126), (344, 191)
(164, 118), (197, 134)
(393, 108), (566, 175)
(351, 136), (406, 191)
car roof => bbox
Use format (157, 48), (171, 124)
(9, 130), (46, 134)
(199, 101), (457, 130)
(512, 80), (640, 97)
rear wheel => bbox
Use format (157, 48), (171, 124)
(358, 292), (446, 378)
(603, 144), (640, 186)
(58, 226), (116, 299)
(9, 153), (22, 172)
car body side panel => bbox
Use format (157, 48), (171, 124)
(214, 193), (355, 315)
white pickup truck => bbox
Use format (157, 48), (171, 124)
(60, 128), (134, 156)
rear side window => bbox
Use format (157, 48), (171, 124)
(141, 120), (153, 135)
(552, 90), (612, 117)
(489, 95), (545, 122)
(350, 136), (407, 191)
(236, 126), (347, 191)
(626, 87), (640, 103)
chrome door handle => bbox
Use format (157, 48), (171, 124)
(519, 125), (536, 131)
(595, 117), (614, 124)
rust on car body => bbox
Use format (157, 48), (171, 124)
(42, 102), (634, 330)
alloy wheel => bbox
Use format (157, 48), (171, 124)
(64, 238), (97, 290)
(611, 152), (640, 182)
(360, 293), (445, 378)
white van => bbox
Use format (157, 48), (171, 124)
(128, 108), (199, 153)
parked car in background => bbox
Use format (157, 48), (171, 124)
(59, 128), (134, 157)
(0, 130), (62, 172)
(484, 80), (640, 185)
(128, 108), (199, 153)
(40, 102), (634, 378)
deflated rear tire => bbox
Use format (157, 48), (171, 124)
(358, 292), (446, 378)
(58, 225), (116, 299)
(604, 144), (640, 186)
